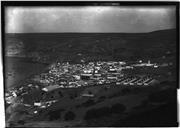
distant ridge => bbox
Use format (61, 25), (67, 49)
(5, 28), (176, 62)
(5, 28), (176, 35)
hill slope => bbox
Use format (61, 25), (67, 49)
(5, 29), (176, 62)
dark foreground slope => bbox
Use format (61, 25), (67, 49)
(6, 84), (178, 127)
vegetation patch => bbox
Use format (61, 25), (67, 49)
(64, 111), (76, 121)
(84, 103), (126, 120)
(148, 89), (176, 103)
(48, 109), (65, 121)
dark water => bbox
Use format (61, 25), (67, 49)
(4, 57), (48, 89)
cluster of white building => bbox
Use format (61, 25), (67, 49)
(5, 60), (164, 116)
(36, 60), (160, 92)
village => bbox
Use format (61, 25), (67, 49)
(5, 59), (163, 107)
(34, 60), (160, 89)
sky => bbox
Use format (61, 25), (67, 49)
(5, 6), (176, 33)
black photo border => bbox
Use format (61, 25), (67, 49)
(1, 1), (179, 127)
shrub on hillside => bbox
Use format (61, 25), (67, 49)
(76, 99), (96, 108)
(84, 107), (111, 120)
(58, 91), (63, 97)
(148, 89), (176, 103)
(84, 103), (126, 120)
(64, 111), (76, 121)
(69, 92), (78, 99)
(48, 109), (64, 121)
(17, 120), (25, 125)
(110, 103), (126, 114)
(97, 96), (106, 102)
(121, 88), (131, 95)
(82, 99), (96, 107)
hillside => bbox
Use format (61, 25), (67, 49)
(6, 82), (177, 127)
(5, 29), (176, 63)
(4, 29), (178, 127)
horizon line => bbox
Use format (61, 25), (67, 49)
(5, 28), (176, 34)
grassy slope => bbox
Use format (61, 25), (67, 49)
(10, 82), (177, 127)
(5, 29), (176, 62)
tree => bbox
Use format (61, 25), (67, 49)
(48, 109), (64, 121)
(84, 107), (111, 120)
(82, 99), (96, 107)
(17, 120), (25, 125)
(110, 103), (126, 114)
(64, 111), (76, 121)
